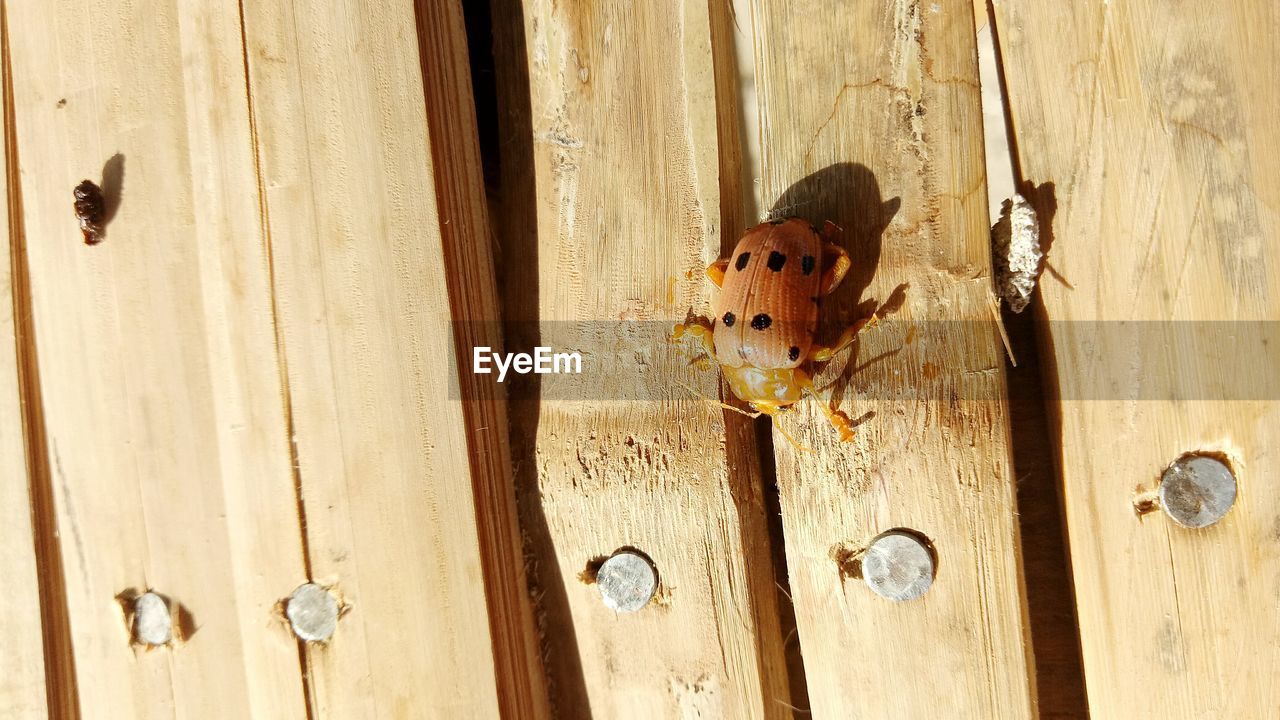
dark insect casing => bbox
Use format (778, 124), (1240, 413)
(73, 179), (106, 245)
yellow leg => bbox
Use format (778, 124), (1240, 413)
(706, 258), (729, 288)
(673, 320), (717, 357)
(794, 368), (856, 442)
(672, 323), (759, 417)
(807, 312), (879, 363)
(819, 243), (852, 295)
(755, 403), (813, 454)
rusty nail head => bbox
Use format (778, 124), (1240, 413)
(1159, 455), (1237, 528)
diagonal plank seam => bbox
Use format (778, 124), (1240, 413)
(234, 1), (316, 717)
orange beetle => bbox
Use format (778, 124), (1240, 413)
(674, 217), (876, 442)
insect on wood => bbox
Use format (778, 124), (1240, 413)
(674, 217), (876, 444)
(73, 179), (106, 245)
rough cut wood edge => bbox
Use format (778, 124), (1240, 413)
(0, 7), (53, 714)
(750, 0), (1037, 716)
(414, 0), (551, 716)
(6, 0), (310, 715)
(242, 0), (514, 715)
(993, 0), (1280, 716)
(490, 0), (791, 716)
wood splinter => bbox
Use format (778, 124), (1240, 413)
(73, 179), (106, 245)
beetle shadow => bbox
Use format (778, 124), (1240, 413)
(769, 162), (900, 400)
(100, 153), (125, 226)
(769, 162), (899, 323)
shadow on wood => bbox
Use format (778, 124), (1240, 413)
(482, 0), (591, 715)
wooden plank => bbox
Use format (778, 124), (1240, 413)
(749, 0), (1037, 716)
(241, 0), (544, 715)
(6, 0), (310, 716)
(993, 0), (1280, 716)
(975, 4), (1090, 717)
(415, 1), (552, 716)
(491, 0), (791, 716)
(0, 12), (49, 715)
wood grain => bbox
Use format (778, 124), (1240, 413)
(491, 0), (791, 716)
(994, 0), (1280, 716)
(750, 0), (1037, 716)
(415, 0), (552, 716)
(975, 4), (1089, 716)
(0, 12), (49, 714)
(242, 0), (539, 715)
(6, 0), (308, 716)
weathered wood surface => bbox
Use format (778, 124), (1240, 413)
(750, 0), (1037, 716)
(974, 5), (1089, 717)
(3, 0), (540, 716)
(4, 0), (1273, 716)
(994, 0), (1280, 717)
(0, 16), (49, 715)
(491, 0), (791, 716)
(242, 0), (543, 715)
(6, 0), (310, 716)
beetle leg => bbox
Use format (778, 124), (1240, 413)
(755, 403), (814, 453)
(819, 219), (843, 244)
(672, 321), (717, 357)
(819, 241), (852, 296)
(705, 258), (730, 288)
(794, 368), (857, 442)
(807, 312), (879, 363)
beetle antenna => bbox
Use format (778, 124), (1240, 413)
(673, 379), (762, 418)
(768, 415), (814, 454)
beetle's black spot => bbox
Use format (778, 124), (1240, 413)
(802, 255), (816, 275)
(751, 313), (772, 330)
(722, 312), (736, 327)
(788, 346), (801, 361)
(735, 252), (751, 271)
(767, 251), (787, 271)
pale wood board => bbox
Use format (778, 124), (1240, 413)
(492, 0), (791, 716)
(975, 3), (1090, 716)
(6, 0), (309, 716)
(416, 0), (552, 716)
(0, 11), (49, 714)
(994, 0), (1280, 716)
(750, 0), (1037, 716)
(242, 0), (525, 715)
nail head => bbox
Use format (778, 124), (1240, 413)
(596, 550), (658, 613)
(133, 592), (172, 646)
(1159, 455), (1237, 528)
(286, 583), (339, 642)
(862, 531), (935, 601)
